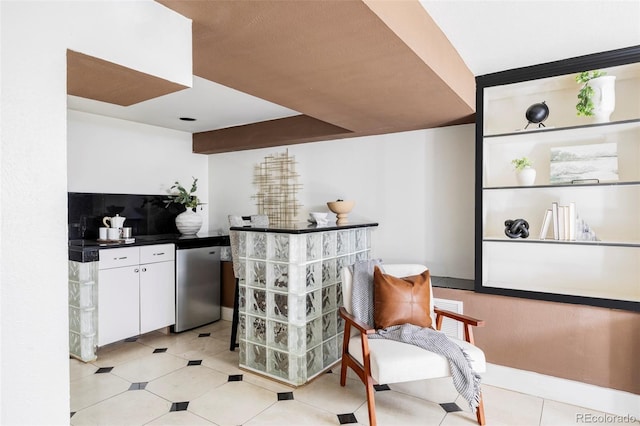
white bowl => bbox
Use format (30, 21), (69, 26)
(309, 212), (328, 224)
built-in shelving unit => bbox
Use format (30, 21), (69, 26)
(475, 46), (640, 311)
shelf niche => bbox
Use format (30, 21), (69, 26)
(475, 45), (640, 312)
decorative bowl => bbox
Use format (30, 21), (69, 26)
(309, 212), (329, 225)
(327, 200), (355, 224)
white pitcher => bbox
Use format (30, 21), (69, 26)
(103, 214), (126, 229)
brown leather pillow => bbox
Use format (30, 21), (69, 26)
(373, 266), (432, 329)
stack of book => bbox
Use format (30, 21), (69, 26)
(539, 202), (597, 241)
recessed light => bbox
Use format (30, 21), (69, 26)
(179, 117), (196, 121)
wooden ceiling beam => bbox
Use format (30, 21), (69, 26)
(157, 0), (475, 152)
(193, 115), (351, 154)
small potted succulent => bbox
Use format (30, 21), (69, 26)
(164, 177), (205, 235)
(511, 157), (536, 186)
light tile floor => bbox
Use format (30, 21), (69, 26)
(70, 320), (629, 425)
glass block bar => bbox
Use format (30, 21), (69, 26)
(68, 260), (98, 362)
(237, 225), (375, 385)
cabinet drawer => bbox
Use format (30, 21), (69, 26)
(99, 247), (140, 270)
(140, 244), (175, 264)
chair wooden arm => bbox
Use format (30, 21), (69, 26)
(339, 306), (376, 335)
(434, 307), (485, 345)
(434, 307), (485, 327)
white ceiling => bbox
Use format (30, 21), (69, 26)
(67, 76), (299, 133)
(67, 1), (640, 135)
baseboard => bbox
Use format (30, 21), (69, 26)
(221, 306), (234, 322)
(483, 363), (640, 419)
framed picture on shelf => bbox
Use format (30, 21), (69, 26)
(549, 142), (619, 184)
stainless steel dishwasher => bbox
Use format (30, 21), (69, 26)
(174, 241), (221, 332)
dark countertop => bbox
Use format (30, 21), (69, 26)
(69, 231), (230, 263)
(230, 220), (379, 234)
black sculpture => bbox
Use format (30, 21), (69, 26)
(524, 101), (549, 129)
(504, 219), (530, 239)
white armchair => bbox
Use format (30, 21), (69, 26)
(339, 264), (486, 426)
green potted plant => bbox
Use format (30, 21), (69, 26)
(511, 157), (536, 186)
(164, 177), (205, 235)
(511, 157), (532, 171)
(164, 177), (204, 212)
(576, 70), (617, 123)
(576, 70), (606, 117)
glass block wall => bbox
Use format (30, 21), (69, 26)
(69, 260), (98, 361)
(237, 227), (372, 385)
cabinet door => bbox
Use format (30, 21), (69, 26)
(98, 266), (140, 346)
(139, 261), (176, 334)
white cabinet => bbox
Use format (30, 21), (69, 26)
(476, 46), (640, 311)
(98, 244), (175, 346)
(98, 264), (140, 346)
(139, 245), (176, 334)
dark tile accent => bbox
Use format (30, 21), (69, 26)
(124, 337), (138, 342)
(440, 402), (462, 413)
(277, 392), (294, 401)
(337, 413), (358, 424)
(170, 401), (189, 412)
(128, 382), (148, 390)
(228, 374), (243, 382)
(67, 192), (183, 240)
(198, 333), (211, 337)
(153, 348), (168, 353)
(70, 412), (75, 418)
(374, 384), (390, 391)
(95, 367), (113, 374)
(187, 360), (202, 366)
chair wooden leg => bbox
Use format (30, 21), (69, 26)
(229, 278), (240, 351)
(340, 321), (352, 387)
(340, 360), (348, 386)
(476, 393), (486, 425)
(365, 376), (377, 426)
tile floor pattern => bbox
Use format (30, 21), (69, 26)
(70, 320), (632, 425)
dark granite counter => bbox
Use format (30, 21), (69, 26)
(230, 220), (378, 234)
(69, 231), (230, 263)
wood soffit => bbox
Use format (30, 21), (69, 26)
(66, 50), (188, 106)
(68, 1), (476, 153)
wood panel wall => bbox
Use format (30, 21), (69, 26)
(434, 287), (640, 395)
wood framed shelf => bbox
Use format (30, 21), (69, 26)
(484, 117), (640, 139)
(483, 180), (640, 190)
(482, 237), (640, 248)
(475, 45), (640, 312)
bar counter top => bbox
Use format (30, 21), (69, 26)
(69, 231), (230, 263)
(230, 219), (378, 234)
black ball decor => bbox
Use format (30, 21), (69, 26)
(504, 219), (530, 239)
(524, 101), (549, 129)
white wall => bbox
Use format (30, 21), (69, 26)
(67, 111), (210, 226)
(208, 124), (476, 279)
(0, 1), (191, 424)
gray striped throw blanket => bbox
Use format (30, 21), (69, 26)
(349, 260), (481, 411)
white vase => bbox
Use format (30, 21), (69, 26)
(589, 75), (616, 123)
(516, 167), (536, 186)
(175, 209), (202, 235)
